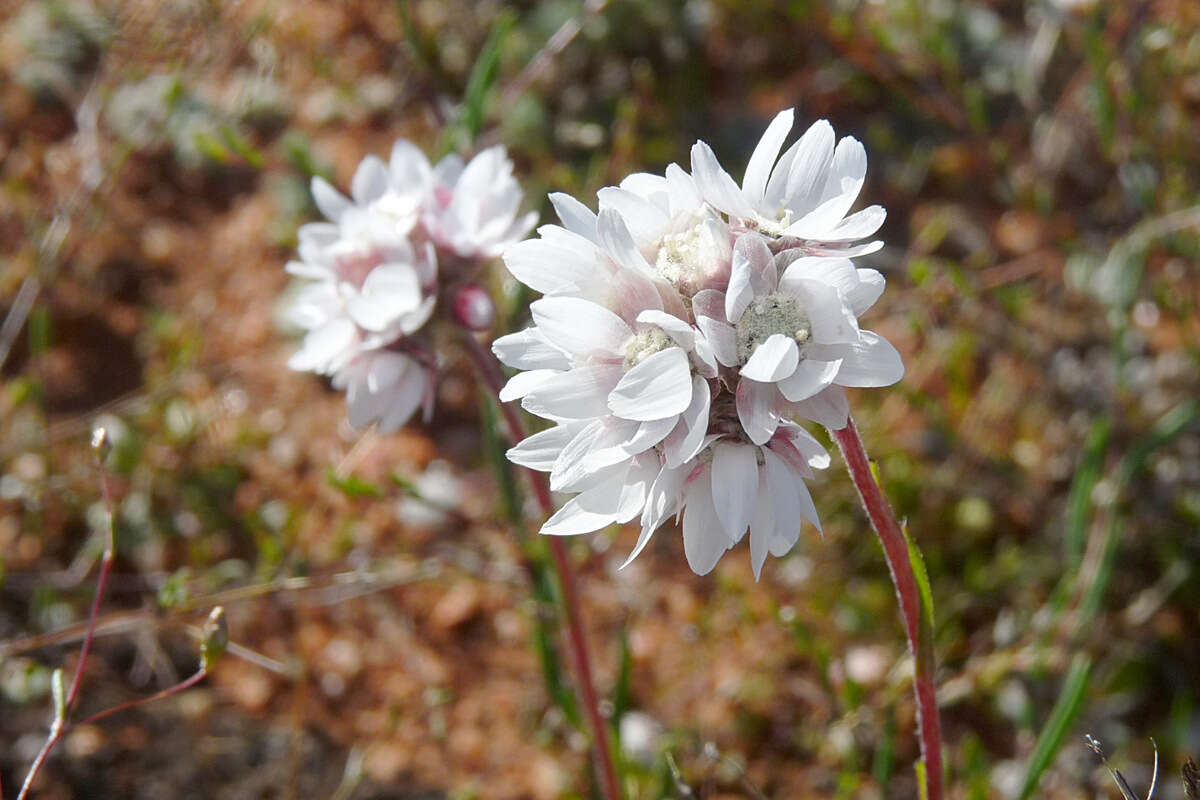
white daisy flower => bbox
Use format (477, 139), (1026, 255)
(690, 109), (886, 257)
(692, 232), (903, 438)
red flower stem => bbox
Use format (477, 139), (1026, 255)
(832, 417), (944, 800)
(17, 437), (150, 800)
(463, 332), (623, 800)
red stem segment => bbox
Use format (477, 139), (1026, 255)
(463, 333), (623, 800)
(832, 418), (944, 800)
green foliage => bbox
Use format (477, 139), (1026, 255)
(1019, 654), (1093, 800)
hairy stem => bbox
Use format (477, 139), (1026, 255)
(832, 417), (944, 800)
(463, 332), (623, 800)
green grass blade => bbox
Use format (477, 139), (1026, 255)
(1019, 653), (1093, 800)
(456, 10), (515, 147)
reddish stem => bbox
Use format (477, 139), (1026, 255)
(16, 443), (118, 800)
(463, 333), (623, 800)
(832, 418), (944, 800)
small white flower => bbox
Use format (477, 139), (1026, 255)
(284, 155), (437, 432)
(690, 109), (886, 256)
(692, 232), (903, 438)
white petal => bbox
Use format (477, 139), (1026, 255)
(521, 364), (623, 420)
(690, 140), (755, 219)
(793, 385), (850, 430)
(780, 256), (859, 298)
(311, 176), (351, 222)
(635, 310), (695, 350)
(740, 334), (799, 382)
(736, 378), (780, 445)
(550, 419), (635, 492)
(608, 347), (693, 421)
(492, 328), (571, 371)
(623, 465), (685, 568)
(777, 358), (841, 402)
(389, 139), (432, 188)
(597, 187), (669, 248)
(622, 416), (677, 455)
(821, 135), (868, 207)
(351, 155), (389, 204)
(696, 318), (737, 368)
(827, 205), (886, 241)
(662, 376), (712, 468)
(365, 351), (408, 393)
(346, 266), (421, 331)
(289, 318), (356, 373)
(724, 243), (755, 324)
(619, 171), (669, 199)
(506, 423), (583, 472)
(549, 192), (599, 242)
(541, 494), (617, 536)
(748, 470), (774, 579)
(802, 240), (884, 258)
(681, 469), (730, 575)
(742, 109), (793, 209)
(789, 277), (860, 344)
(498, 369), (557, 402)
(504, 238), (597, 296)
(597, 208), (653, 275)
(664, 163), (702, 212)
(711, 442), (758, 543)
(848, 269), (886, 316)
(373, 370), (425, 433)
(829, 330), (904, 387)
(530, 297), (631, 358)
(768, 447), (821, 533)
(773, 119), (834, 213)
(785, 135), (867, 237)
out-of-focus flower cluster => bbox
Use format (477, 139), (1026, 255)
(283, 141), (536, 432)
(496, 110), (904, 577)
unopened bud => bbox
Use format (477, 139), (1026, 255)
(90, 426), (111, 456)
(200, 606), (228, 671)
(452, 284), (496, 331)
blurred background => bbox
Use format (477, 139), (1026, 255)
(1, 0), (1198, 798)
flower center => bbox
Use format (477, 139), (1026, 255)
(734, 292), (810, 364)
(623, 328), (674, 370)
(750, 208), (793, 237)
(653, 217), (728, 297)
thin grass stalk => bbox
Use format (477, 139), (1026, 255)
(462, 332), (623, 800)
(831, 417), (944, 800)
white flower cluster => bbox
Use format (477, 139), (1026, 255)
(496, 110), (903, 577)
(284, 141), (536, 432)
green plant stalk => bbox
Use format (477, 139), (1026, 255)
(463, 332), (623, 800)
(832, 417), (944, 800)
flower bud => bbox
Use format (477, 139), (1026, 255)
(452, 284), (496, 331)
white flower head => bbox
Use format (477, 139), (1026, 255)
(284, 137), (537, 433)
(497, 109), (902, 577)
(691, 109), (886, 257)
